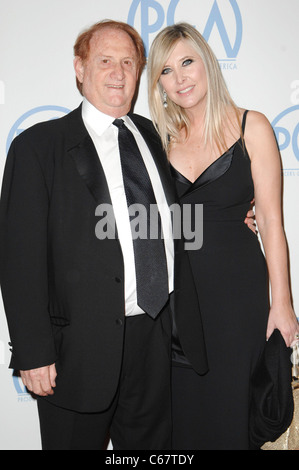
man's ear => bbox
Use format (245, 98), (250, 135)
(74, 56), (84, 83)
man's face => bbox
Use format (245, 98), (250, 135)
(74, 28), (139, 117)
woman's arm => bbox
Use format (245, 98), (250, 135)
(245, 111), (299, 347)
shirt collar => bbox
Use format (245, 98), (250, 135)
(82, 97), (137, 137)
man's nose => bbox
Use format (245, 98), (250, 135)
(111, 63), (125, 80)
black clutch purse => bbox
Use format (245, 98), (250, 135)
(249, 329), (294, 449)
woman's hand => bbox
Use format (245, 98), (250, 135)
(266, 304), (299, 347)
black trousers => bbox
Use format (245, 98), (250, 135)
(37, 311), (172, 450)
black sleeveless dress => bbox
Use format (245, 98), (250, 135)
(170, 111), (269, 450)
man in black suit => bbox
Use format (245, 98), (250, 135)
(0, 20), (208, 450)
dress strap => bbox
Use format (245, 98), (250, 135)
(241, 110), (249, 133)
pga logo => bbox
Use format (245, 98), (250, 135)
(6, 105), (70, 153)
(128, 0), (243, 64)
(271, 105), (299, 172)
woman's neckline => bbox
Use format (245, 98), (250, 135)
(170, 137), (241, 185)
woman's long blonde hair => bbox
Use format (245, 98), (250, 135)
(147, 23), (242, 153)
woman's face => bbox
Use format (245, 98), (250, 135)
(159, 39), (208, 113)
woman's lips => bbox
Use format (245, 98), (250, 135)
(177, 85), (194, 94)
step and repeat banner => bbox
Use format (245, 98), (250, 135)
(0, 0), (298, 450)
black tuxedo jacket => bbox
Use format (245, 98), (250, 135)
(0, 105), (208, 412)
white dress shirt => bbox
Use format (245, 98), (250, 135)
(82, 98), (174, 316)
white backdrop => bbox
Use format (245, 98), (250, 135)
(0, 0), (298, 450)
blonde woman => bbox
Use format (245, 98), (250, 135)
(148, 23), (298, 450)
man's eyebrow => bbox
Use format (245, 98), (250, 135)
(97, 54), (136, 60)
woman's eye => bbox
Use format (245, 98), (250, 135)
(161, 67), (171, 75)
(182, 59), (193, 67)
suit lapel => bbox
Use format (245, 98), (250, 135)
(66, 105), (112, 207)
(66, 105), (117, 239)
(68, 135), (113, 207)
(65, 107), (176, 242)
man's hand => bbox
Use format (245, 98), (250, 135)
(20, 363), (57, 397)
(244, 209), (256, 234)
(244, 199), (257, 234)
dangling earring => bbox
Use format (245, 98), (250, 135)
(163, 91), (168, 108)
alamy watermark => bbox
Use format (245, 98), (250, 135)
(95, 203), (203, 251)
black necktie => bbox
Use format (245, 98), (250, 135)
(113, 119), (169, 318)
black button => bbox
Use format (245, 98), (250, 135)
(115, 277), (121, 283)
(115, 319), (123, 326)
